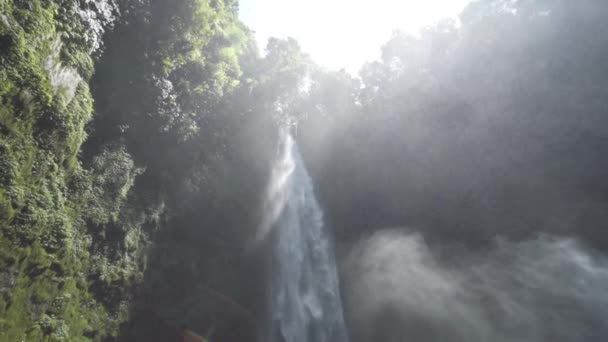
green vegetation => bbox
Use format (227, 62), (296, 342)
(0, 0), (140, 339)
(2, 0), (608, 340)
(0, 0), (261, 340)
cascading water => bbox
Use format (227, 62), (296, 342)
(262, 130), (349, 342)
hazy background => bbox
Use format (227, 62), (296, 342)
(238, 0), (608, 340)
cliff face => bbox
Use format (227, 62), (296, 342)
(0, 1), (266, 340)
(0, 1), (127, 339)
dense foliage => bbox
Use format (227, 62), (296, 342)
(296, 0), (608, 250)
(0, 0), (270, 340)
(1, 0), (608, 341)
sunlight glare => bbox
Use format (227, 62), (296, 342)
(239, 0), (472, 73)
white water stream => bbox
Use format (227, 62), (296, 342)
(263, 130), (349, 342)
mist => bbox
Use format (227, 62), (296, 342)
(284, 2), (608, 340)
(342, 230), (608, 342)
(296, 0), (608, 248)
(3, 0), (608, 341)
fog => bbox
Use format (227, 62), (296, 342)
(4, 0), (608, 340)
(342, 230), (608, 341)
(275, 2), (608, 340)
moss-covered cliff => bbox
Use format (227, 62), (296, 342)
(0, 0), (271, 340)
(0, 1), (128, 340)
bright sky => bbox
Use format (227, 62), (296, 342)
(239, 0), (473, 74)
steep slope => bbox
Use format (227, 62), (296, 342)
(0, 0), (266, 340)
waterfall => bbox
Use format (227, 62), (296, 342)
(263, 130), (349, 342)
